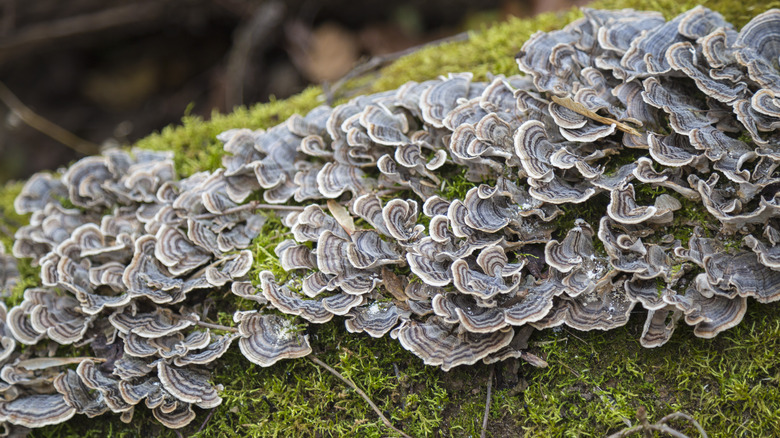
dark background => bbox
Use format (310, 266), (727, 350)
(0, 0), (586, 183)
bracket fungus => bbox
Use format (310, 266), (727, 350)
(4, 5), (780, 432)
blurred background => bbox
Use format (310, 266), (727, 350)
(0, 0), (587, 183)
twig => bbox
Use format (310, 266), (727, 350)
(0, 2), (169, 58)
(307, 355), (411, 438)
(179, 315), (238, 333)
(324, 31), (470, 104)
(481, 365), (495, 438)
(193, 201), (306, 220)
(550, 95), (641, 137)
(606, 408), (708, 438)
(224, 1), (285, 109)
(196, 408), (218, 434)
(659, 412), (708, 438)
(193, 320), (238, 333)
(0, 80), (100, 156)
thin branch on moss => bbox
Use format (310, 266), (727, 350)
(307, 355), (412, 438)
(606, 407), (707, 438)
(0, 80), (100, 156)
(480, 365), (494, 438)
(182, 317), (238, 333)
(193, 201), (306, 220)
(196, 408), (218, 434)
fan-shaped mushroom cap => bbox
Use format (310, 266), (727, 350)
(62, 156), (116, 209)
(53, 369), (109, 418)
(735, 9), (780, 89)
(0, 394), (75, 428)
(345, 302), (405, 338)
(174, 334), (236, 367)
(407, 239), (454, 287)
(444, 99), (489, 132)
(205, 250), (253, 287)
(122, 236), (185, 304)
(234, 311), (311, 367)
(113, 357), (154, 380)
(451, 246), (524, 300)
(6, 298), (44, 345)
(624, 277), (668, 310)
(259, 271), (333, 323)
(76, 360), (133, 413)
(157, 363), (222, 409)
(393, 317), (513, 371)
(640, 307), (681, 348)
(287, 105), (331, 137)
(504, 276), (562, 325)
(528, 176), (596, 204)
(351, 195), (392, 236)
(359, 104), (409, 146)
(383, 199), (424, 242)
(230, 281), (268, 304)
(347, 230), (403, 269)
(703, 252), (780, 303)
(0, 304), (15, 364)
(27, 291), (91, 344)
(544, 219), (594, 273)
(432, 293), (508, 333)
(109, 308), (194, 338)
(153, 402), (196, 429)
(665, 282), (748, 338)
(276, 240), (317, 271)
(118, 377), (161, 407)
(744, 225), (780, 269)
(292, 205), (349, 243)
(667, 42), (746, 103)
(154, 225), (211, 276)
(607, 184), (657, 224)
(421, 73), (473, 128)
(317, 162), (372, 199)
(14, 173), (67, 215)
(532, 285), (636, 332)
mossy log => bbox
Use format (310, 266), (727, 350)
(2, 0), (780, 436)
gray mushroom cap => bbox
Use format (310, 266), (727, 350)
(13, 173), (67, 215)
(157, 362), (222, 409)
(109, 308), (194, 338)
(0, 394), (76, 428)
(234, 311), (312, 367)
(392, 317), (513, 371)
(345, 302), (406, 338)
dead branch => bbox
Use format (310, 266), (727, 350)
(0, 80), (100, 156)
(308, 355), (412, 438)
(481, 365), (495, 438)
(606, 407), (708, 438)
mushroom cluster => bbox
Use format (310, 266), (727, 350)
(3, 5), (780, 431)
(5, 149), (258, 430)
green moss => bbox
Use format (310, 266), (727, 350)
(135, 88), (323, 177)
(7, 0), (780, 437)
(0, 181), (25, 247)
